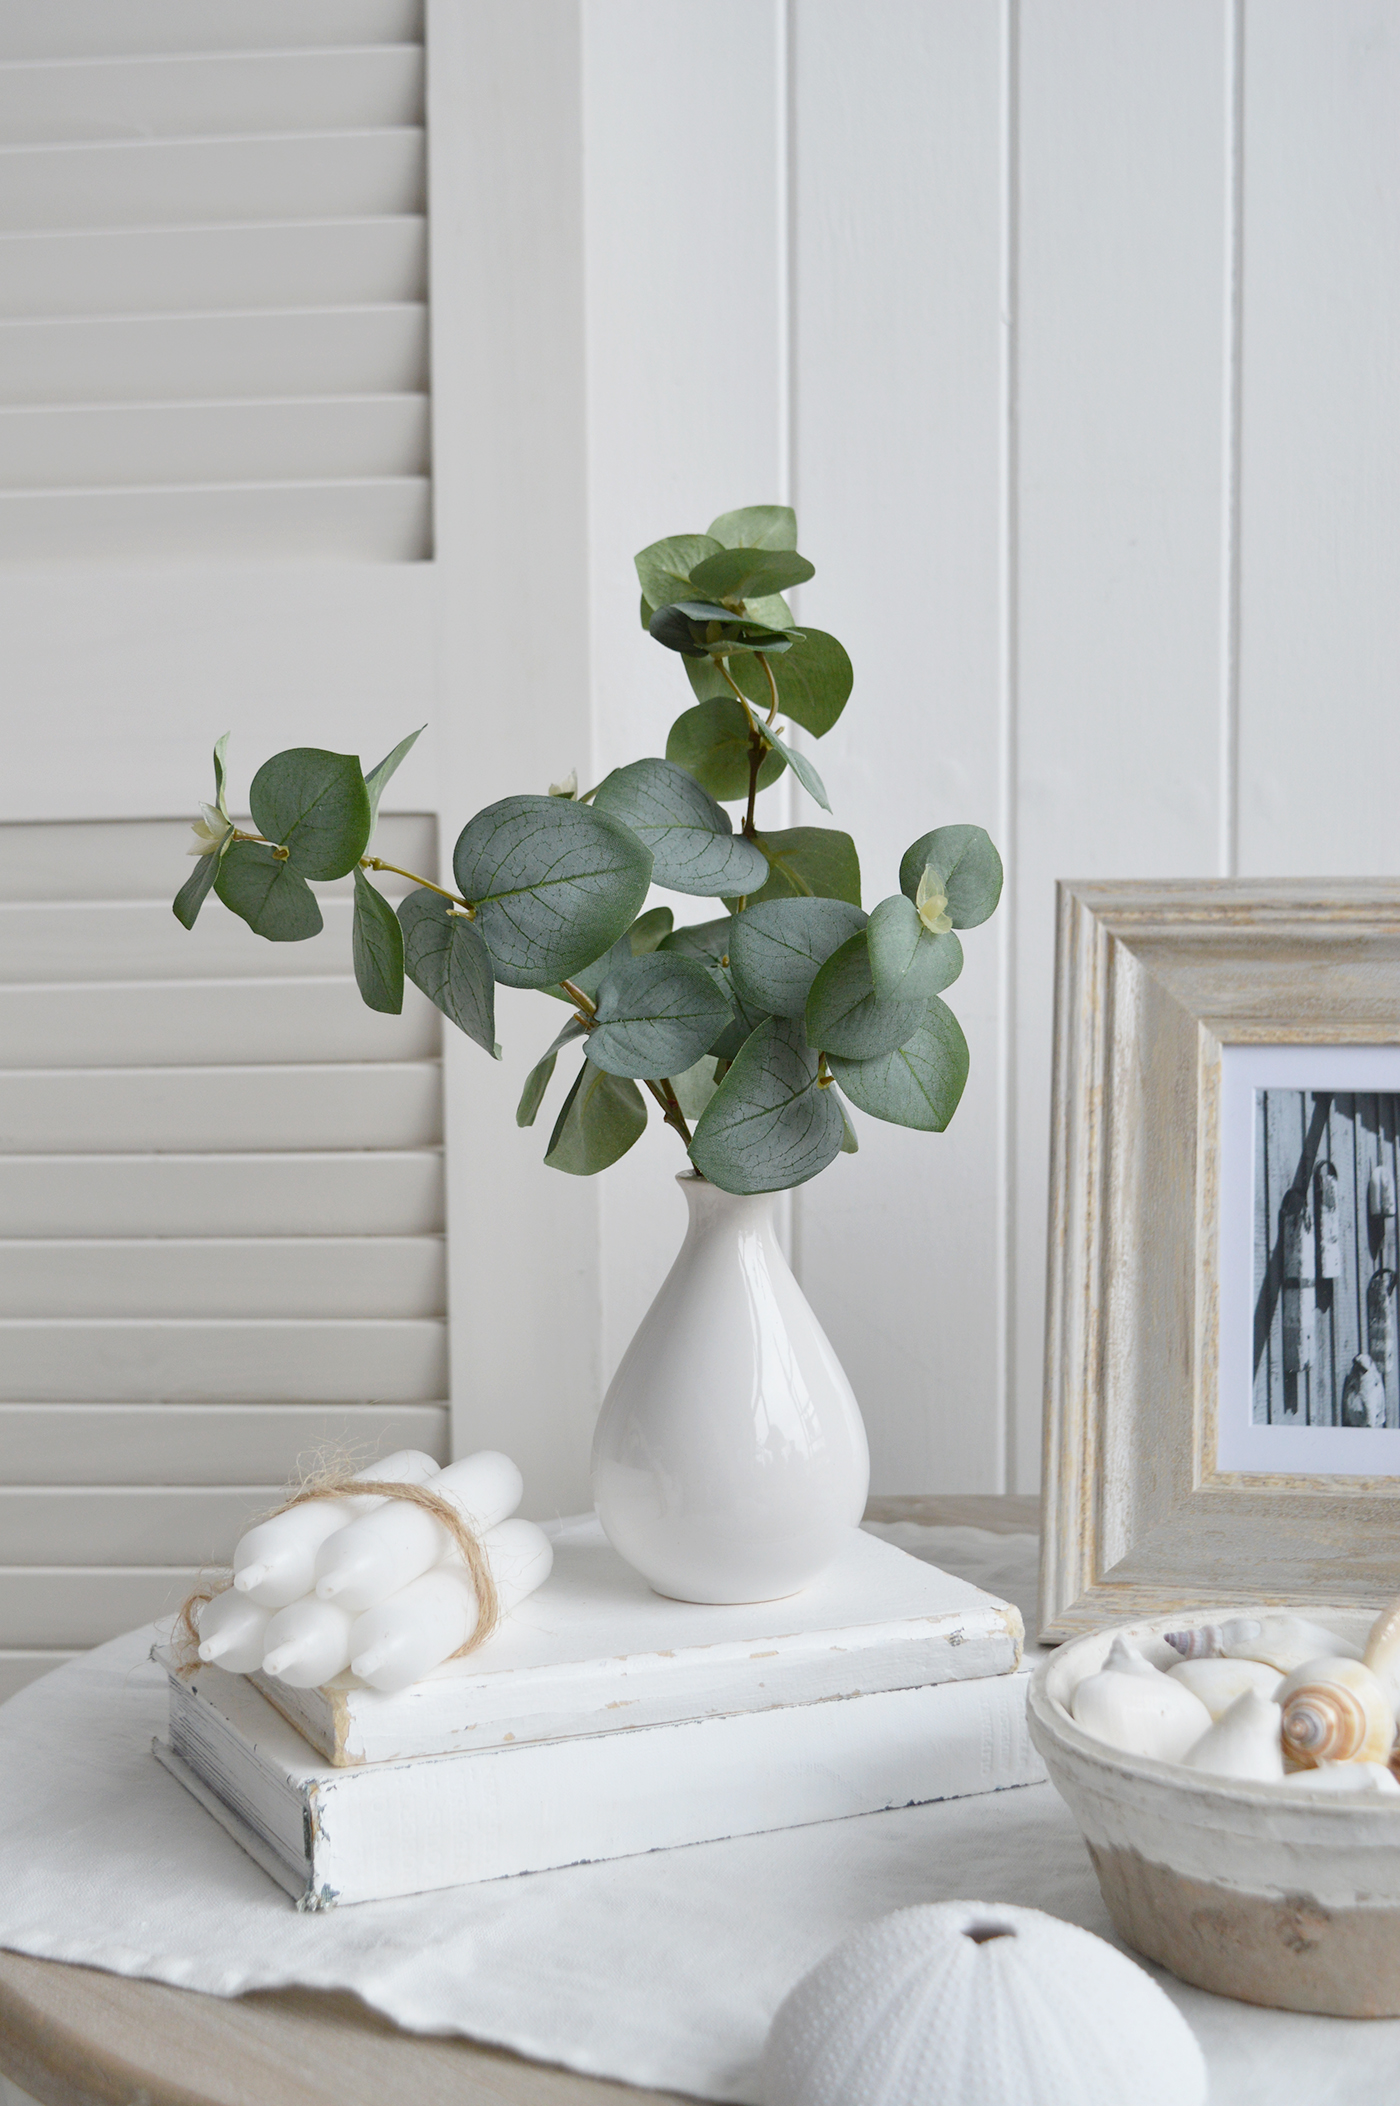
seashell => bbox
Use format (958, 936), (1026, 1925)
(1282, 1759), (1400, 1796)
(759, 1901), (1207, 2106)
(1071, 1655), (1212, 1762)
(1179, 1690), (1285, 1781)
(1167, 1656), (1282, 1720)
(1214, 1614), (1361, 1675)
(1163, 1623), (1225, 1661)
(1101, 1635), (1163, 1679)
(1364, 1596), (1400, 1693)
(1277, 1655), (1397, 1768)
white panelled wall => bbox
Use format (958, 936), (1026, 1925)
(1, 0), (1397, 1651)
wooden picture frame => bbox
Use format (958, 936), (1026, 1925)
(1039, 878), (1400, 1641)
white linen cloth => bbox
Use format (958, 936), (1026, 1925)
(2, 1526), (1397, 2103)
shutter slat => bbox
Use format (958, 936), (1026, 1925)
(0, 1486), (280, 1565)
(0, 1318), (449, 1402)
(0, 897), (363, 982)
(0, 1570), (199, 1648)
(0, 129), (425, 234)
(0, 394), (429, 488)
(0, 813), (435, 902)
(0, 4), (423, 64)
(0, 1237), (446, 1319)
(0, 48), (424, 146)
(0, 308), (428, 407)
(0, 1403), (450, 1485)
(0, 476), (431, 561)
(0, 218), (426, 319)
(0, 1067), (442, 1154)
(0, 978), (440, 1068)
(0, 1153), (444, 1236)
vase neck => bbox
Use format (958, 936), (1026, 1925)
(677, 1173), (777, 1237)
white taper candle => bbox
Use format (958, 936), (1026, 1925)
(231, 1449), (440, 1607)
(312, 1450), (523, 1613)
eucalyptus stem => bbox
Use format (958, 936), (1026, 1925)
(558, 978), (596, 1018)
(760, 654), (781, 724)
(742, 733), (764, 842)
(645, 1075), (693, 1147)
(360, 856), (472, 912)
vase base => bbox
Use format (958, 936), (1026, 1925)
(649, 1582), (810, 1607)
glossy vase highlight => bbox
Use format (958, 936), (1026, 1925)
(591, 1173), (870, 1604)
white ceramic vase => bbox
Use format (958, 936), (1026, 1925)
(591, 1173), (870, 1604)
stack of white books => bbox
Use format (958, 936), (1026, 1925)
(154, 1516), (1041, 1909)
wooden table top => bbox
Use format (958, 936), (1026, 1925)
(0, 1495), (1037, 2106)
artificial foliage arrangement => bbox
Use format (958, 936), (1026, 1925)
(173, 504), (1002, 1196)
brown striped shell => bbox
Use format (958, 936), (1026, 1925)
(1163, 1625), (1225, 1662)
(1278, 1656), (1396, 1769)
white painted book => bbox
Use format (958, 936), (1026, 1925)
(154, 1521), (1042, 1908)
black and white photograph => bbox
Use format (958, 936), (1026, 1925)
(1253, 1089), (1400, 1428)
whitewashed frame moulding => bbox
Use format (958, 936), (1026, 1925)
(1040, 879), (1400, 1642)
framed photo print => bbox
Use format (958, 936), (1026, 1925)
(1039, 879), (1400, 1641)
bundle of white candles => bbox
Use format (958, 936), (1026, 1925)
(192, 1450), (553, 1695)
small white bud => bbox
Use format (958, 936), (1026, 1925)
(188, 804), (232, 857)
(915, 864), (953, 935)
(548, 769), (579, 799)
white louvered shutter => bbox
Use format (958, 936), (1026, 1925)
(0, 816), (448, 1698)
(0, 0), (429, 561)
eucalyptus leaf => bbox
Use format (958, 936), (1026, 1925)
(683, 653), (734, 705)
(898, 823), (1003, 929)
(545, 1060), (648, 1176)
(828, 1000), (970, 1131)
(726, 897), (867, 1019)
(248, 747), (372, 881)
(539, 905), (678, 1004)
(804, 931), (924, 1060)
(629, 905), (674, 953)
(757, 723), (829, 811)
(688, 546), (814, 604)
(726, 628), (853, 738)
(351, 867), (405, 1014)
(640, 592), (655, 631)
(866, 892), (921, 997)
(666, 696), (787, 803)
(837, 1097), (860, 1153)
(592, 758), (769, 896)
(586, 953), (732, 1079)
(634, 533), (721, 612)
(398, 889), (498, 1056)
(648, 601), (797, 659)
(212, 731), (230, 815)
(453, 795), (652, 989)
(214, 840), (323, 942)
(517, 1015), (588, 1127)
(363, 726), (424, 836)
(704, 962), (769, 1062)
(171, 845), (223, 930)
(672, 1055), (719, 1123)
(725, 826), (861, 910)
(706, 504), (797, 551)
(658, 917), (730, 964)
(688, 1016), (845, 1194)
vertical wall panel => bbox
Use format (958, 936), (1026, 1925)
(580, 0), (791, 1393)
(1236, 0), (1400, 875)
(1013, 0), (1231, 1488)
(791, 1), (1008, 1493)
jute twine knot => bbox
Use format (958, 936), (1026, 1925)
(175, 1472), (501, 1678)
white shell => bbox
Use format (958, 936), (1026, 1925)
(1364, 1596), (1400, 1692)
(1071, 1655), (1212, 1762)
(1282, 1760), (1400, 1796)
(1167, 1656), (1282, 1719)
(1101, 1635), (1162, 1679)
(760, 1901), (1207, 2106)
(1179, 1690), (1285, 1781)
(1219, 1614), (1362, 1675)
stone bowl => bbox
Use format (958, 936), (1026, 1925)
(1027, 1604), (1400, 2017)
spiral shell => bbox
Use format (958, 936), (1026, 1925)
(1278, 1655), (1396, 1768)
(1164, 1624), (1225, 1661)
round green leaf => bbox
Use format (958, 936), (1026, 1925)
(703, 961), (769, 1062)
(517, 1015), (587, 1127)
(757, 722), (830, 811)
(724, 827), (861, 910)
(688, 1016), (845, 1194)
(362, 727), (424, 838)
(727, 628), (853, 738)
(351, 867), (405, 1014)
(866, 892), (921, 996)
(828, 1000), (970, 1131)
(545, 1061), (648, 1176)
(628, 905), (674, 953)
(172, 845), (223, 931)
(649, 602), (796, 658)
(586, 953), (733, 1079)
(634, 533), (721, 612)
(804, 931), (924, 1060)
(666, 697), (787, 803)
(453, 795), (653, 990)
(658, 917), (731, 964)
(688, 547), (814, 603)
(592, 758), (769, 897)
(898, 824), (1004, 929)
(398, 888), (498, 1056)
(706, 504), (797, 551)
(727, 898), (867, 1019)
(214, 840), (323, 942)
(248, 748), (372, 881)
